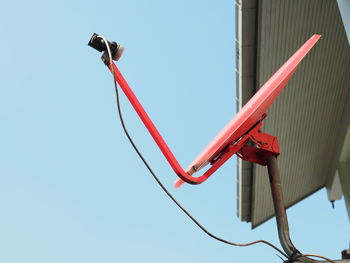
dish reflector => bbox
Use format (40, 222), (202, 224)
(185, 34), (321, 175)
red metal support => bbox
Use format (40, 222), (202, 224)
(237, 119), (280, 166)
(108, 63), (203, 184)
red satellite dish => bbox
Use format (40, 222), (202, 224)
(89, 34), (321, 188)
(185, 34), (321, 176)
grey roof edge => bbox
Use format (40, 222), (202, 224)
(235, 0), (258, 222)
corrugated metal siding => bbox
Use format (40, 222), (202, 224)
(250, 0), (350, 227)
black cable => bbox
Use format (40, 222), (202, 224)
(96, 34), (286, 258)
(107, 63), (288, 259)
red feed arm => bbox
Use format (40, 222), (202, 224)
(108, 62), (213, 185)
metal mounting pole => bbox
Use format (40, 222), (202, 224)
(267, 156), (312, 263)
(267, 156), (350, 263)
(267, 156), (299, 257)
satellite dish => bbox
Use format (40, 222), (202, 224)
(184, 34), (321, 175)
(89, 34), (321, 188)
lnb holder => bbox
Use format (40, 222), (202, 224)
(88, 33), (124, 65)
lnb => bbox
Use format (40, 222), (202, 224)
(88, 33), (125, 64)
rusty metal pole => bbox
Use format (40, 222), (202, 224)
(267, 156), (303, 260)
(267, 156), (350, 263)
(266, 156), (298, 255)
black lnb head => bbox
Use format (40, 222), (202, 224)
(88, 33), (124, 65)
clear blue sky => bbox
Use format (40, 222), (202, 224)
(0, 1), (349, 262)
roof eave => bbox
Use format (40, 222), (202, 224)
(235, 0), (258, 222)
